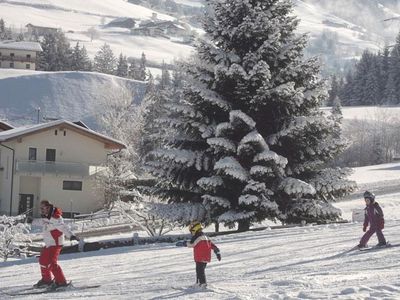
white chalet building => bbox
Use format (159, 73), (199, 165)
(0, 120), (125, 217)
(0, 40), (43, 70)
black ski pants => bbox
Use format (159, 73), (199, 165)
(195, 262), (207, 284)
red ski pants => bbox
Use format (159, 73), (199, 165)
(39, 246), (67, 284)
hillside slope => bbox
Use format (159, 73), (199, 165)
(0, 70), (147, 128)
(1, 0), (396, 65)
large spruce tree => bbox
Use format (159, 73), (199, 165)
(146, 0), (355, 230)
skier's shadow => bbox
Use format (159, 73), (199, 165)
(149, 288), (208, 300)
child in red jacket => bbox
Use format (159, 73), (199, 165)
(176, 222), (221, 288)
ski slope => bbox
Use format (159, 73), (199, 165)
(1, 163), (400, 299)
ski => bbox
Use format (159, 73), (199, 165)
(359, 242), (392, 251)
(3, 283), (100, 296)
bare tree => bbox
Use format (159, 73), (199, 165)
(86, 26), (100, 42)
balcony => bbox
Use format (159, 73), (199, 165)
(15, 160), (106, 177)
(0, 55), (36, 63)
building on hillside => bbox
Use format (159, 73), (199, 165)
(0, 120), (125, 218)
(0, 41), (43, 70)
(106, 17), (136, 29)
(131, 20), (189, 38)
(25, 23), (59, 36)
(0, 121), (14, 132)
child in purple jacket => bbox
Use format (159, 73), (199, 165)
(358, 191), (387, 248)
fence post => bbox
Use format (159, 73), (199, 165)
(78, 238), (85, 252)
(133, 232), (139, 245)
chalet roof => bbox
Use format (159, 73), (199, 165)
(0, 40), (43, 52)
(0, 120), (14, 131)
(0, 120), (125, 149)
(25, 23), (58, 30)
(108, 17), (136, 24)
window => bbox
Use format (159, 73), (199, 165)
(26, 64), (30, 69)
(28, 147), (37, 161)
(10, 53), (14, 57)
(46, 149), (56, 162)
(63, 181), (82, 191)
(9, 62), (14, 68)
(26, 54), (31, 59)
(55, 129), (58, 135)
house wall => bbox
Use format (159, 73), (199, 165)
(0, 49), (37, 70)
(0, 146), (13, 215)
(0, 126), (113, 216)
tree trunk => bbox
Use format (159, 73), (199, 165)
(237, 219), (250, 232)
(214, 222), (219, 233)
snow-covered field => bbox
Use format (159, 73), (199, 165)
(0, 0), (387, 64)
(1, 162), (400, 299)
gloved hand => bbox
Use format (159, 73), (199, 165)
(70, 235), (80, 241)
(216, 252), (221, 261)
(363, 226), (367, 232)
(176, 240), (187, 247)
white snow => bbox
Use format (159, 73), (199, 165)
(1, 162), (400, 299)
(0, 70), (147, 128)
(321, 106), (400, 121)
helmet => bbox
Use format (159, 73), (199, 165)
(363, 191), (375, 201)
(189, 221), (202, 234)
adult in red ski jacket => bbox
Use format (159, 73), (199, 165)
(34, 200), (79, 289)
(358, 191), (387, 248)
(176, 222), (221, 288)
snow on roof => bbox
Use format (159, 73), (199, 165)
(0, 120), (125, 149)
(0, 40), (43, 52)
(26, 23), (58, 30)
(0, 120), (14, 131)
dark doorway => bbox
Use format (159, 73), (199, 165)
(18, 194), (34, 216)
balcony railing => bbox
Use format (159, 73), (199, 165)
(0, 55), (36, 63)
(15, 160), (106, 177)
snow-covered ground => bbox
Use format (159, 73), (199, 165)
(0, 70), (147, 128)
(321, 106), (400, 121)
(1, 162), (400, 299)
(0, 0), (387, 64)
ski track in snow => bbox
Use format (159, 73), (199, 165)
(1, 220), (400, 299)
(1, 164), (400, 299)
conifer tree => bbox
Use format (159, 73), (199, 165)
(138, 52), (147, 81)
(94, 43), (116, 74)
(116, 53), (129, 77)
(160, 62), (171, 89)
(147, 0), (355, 230)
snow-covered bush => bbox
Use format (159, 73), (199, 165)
(0, 215), (31, 261)
(111, 198), (187, 237)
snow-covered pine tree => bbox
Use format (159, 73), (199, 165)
(94, 43), (116, 75)
(384, 32), (400, 104)
(363, 55), (381, 105)
(71, 42), (82, 71)
(327, 75), (340, 106)
(116, 53), (129, 78)
(160, 62), (171, 90)
(199, 110), (288, 230)
(38, 33), (57, 71)
(138, 52), (147, 81)
(147, 0), (355, 230)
